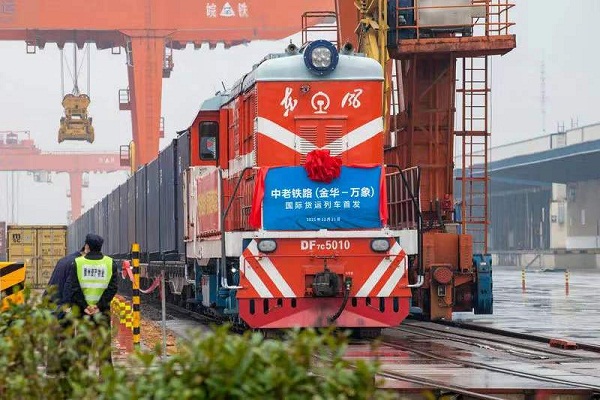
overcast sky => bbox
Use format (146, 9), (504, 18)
(1, 0), (598, 226)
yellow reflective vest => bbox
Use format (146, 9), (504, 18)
(75, 256), (113, 306)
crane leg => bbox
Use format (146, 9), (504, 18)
(126, 36), (165, 167)
(336, 0), (359, 48)
(69, 172), (83, 220)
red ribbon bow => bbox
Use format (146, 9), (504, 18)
(304, 149), (342, 183)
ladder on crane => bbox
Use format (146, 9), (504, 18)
(458, 55), (490, 255)
(456, 0), (515, 255)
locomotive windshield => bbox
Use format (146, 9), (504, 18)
(199, 121), (218, 160)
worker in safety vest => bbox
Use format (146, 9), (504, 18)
(64, 233), (118, 366)
(44, 244), (87, 374)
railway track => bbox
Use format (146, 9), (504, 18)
(374, 321), (600, 395)
(130, 297), (600, 395)
(431, 319), (600, 353)
(375, 371), (509, 400)
(398, 321), (595, 361)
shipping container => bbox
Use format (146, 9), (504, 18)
(92, 202), (100, 237)
(127, 175), (136, 254)
(69, 216), (79, 253)
(96, 196), (109, 254)
(135, 167), (148, 261)
(176, 130), (191, 256)
(118, 181), (129, 257)
(89, 201), (98, 236)
(0, 221), (7, 261)
(159, 140), (177, 256)
(108, 187), (119, 256)
(6, 225), (67, 288)
(82, 211), (90, 252)
(146, 159), (160, 257)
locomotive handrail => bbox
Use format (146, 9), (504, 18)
(219, 166), (260, 290)
(385, 164), (424, 288)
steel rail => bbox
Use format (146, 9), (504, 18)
(430, 319), (600, 353)
(397, 321), (591, 359)
(376, 370), (508, 400)
(381, 335), (600, 391)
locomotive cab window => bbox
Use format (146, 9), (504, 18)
(199, 121), (219, 160)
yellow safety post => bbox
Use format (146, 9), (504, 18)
(565, 269), (570, 296)
(132, 243), (141, 348)
(521, 269), (526, 293)
(0, 262), (26, 311)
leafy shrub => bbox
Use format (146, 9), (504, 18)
(0, 289), (394, 400)
(0, 287), (111, 399)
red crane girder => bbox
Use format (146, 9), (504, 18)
(0, 152), (124, 173)
(0, 0), (335, 167)
(0, 145), (127, 220)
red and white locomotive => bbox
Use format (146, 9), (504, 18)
(184, 40), (419, 332)
(69, 39), (441, 334)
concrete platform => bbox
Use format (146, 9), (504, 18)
(455, 269), (600, 345)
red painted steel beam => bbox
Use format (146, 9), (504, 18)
(0, 0), (333, 32)
(0, 149), (127, 219)
(335, 0), (359, 48)
(125, 36), (164, 165)
(0, 0), (335, 167)
(388, 35), (517, 59)
(0, 152), (125, 173)
(69, 172), (83, 220)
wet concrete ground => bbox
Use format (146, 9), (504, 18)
(372, 321), (600, 392)
(453, 268), (600, 345)
(109, 270), (600, 393)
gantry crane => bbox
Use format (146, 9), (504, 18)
(0, 131), (128, 220)
(335, 0), (516, 320)
(0, 0), (332, 167)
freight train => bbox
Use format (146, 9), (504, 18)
(68, 39), (490, 333)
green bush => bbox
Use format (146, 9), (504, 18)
(0, 289), (395, 400)
(0, 287), (111, 399)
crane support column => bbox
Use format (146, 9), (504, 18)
(335, 0), (359, 48)
(69, 172), (83, 220)
(125, 35), (165, 167)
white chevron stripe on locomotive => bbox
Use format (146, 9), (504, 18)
(327, 118), (383, 155)
(242, 240), (405, 299)
(355, 242), (405, 297)
(256, 117), (315, 154)
(240, 257), (274, 298)
(245, 241), (296, 298)
(377, 257), (407, 297)
(256, 117), (382, 156)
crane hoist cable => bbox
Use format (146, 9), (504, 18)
(60, 43), (91, 97)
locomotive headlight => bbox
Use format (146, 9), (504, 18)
(304, 40), (339, 76)
(257, 239), (277, 253)
(311, 47), (332, 68)
(370, 239), (390, 253)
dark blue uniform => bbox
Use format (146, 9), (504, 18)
(44, 251), (82, 306)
